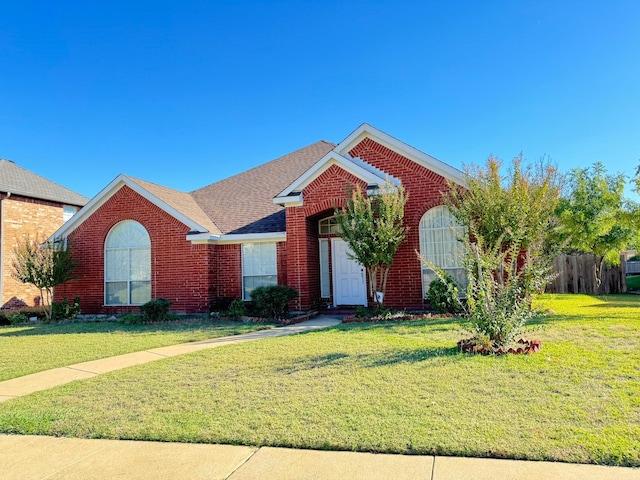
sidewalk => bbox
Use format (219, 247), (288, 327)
(0, 316), (638, 479)
(1, 434), (638, 480)
(0, 316), (342, 402)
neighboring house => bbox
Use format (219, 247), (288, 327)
(51, 124), (465, 314)
(0, 159), (89, 309)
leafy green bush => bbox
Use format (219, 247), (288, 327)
(226, 299), (247, 319)
(250, 285), (298, 320)
(139, 298), (173, 322)
(9, 311), (30, 325)
(51, 296), (81, 321)
(426, 274), (463, 314)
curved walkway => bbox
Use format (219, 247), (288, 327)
(0, 316), (341, 403)
(0, 316), (638, 479)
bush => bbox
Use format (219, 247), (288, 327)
(51, 296), (81, 321)
(139, 298), (173, 322)
(120, 313), (143, 325)
(0, 312), (9, 326)
(250, 285), (298, 320)
(426, 275), (463, 314)
(225, 299), (247, 319)
(9, 311), (30, 325)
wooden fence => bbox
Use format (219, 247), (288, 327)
(546, 254), (627, 294)
(627, 261), (640, 275)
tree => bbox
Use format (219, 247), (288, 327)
(440, 155), (562, 349)
(335, 180), (408, 306)
(557, 162), (637, 288)
(11, 237), (77, 321)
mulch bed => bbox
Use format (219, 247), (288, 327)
(457, 337), (542, 355)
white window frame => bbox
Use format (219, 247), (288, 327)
(318, 216), (341, 235)
(242, 242), (277, 300)
(319, 238), (330, 298)
(104, 220), (151, 306)
(419, 206), (466, 297)
(63, 205), (78, 222)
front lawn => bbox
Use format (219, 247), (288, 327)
(0, 294), (638, 467)
(0, 320), (272, 381)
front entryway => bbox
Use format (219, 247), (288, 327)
(331, 238), (367, 306)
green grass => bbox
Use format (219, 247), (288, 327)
(0, 294), (638, 467)
(0, 320), (272, 381)
(626, 275), (640, 291)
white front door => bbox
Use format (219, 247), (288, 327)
(331, 238), (367, 306)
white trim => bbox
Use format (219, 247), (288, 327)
(274, 151), (394, 203)
(272, 194), (302, 206)
(319, 238), (330, 298)
(188, 232), (287, 245)
(48, 174), (210, 241)
(336, 123), (466, 187)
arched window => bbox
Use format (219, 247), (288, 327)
(105, 220), (151, 305)
(318, 216), (341, 235)
(419, 206), (466, 296)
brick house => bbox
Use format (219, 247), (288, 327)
(0, 159), (89, 310)
(51, 124), (465, 314)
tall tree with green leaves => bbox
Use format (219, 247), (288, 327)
(11, 237), (77, 320)
(557, 162), (637, 287)
(335, 180), (408, 306)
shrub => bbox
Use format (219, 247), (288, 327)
(139, 298), (173, 322)
(250, 285), (298, 320)
(120, 313), (143, 325)
(225, 299), (247, 319)
(426, 274), (463, 314)
(51, 296), (81, 321)
(0, 312), (9, 326)
(9, 311), (30, 325)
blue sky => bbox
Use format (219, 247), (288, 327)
(1, 1), (639, 200)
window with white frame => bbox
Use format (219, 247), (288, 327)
(319, 238), (330, 298)
(318, 216), (341, 235)
(242, 243), (277, 299)
(105, 220), (151, 305)
(63, 205), (78, 222)
(419, 206), (466, 296)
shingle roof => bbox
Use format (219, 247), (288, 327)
(126, 176), (222, 236)
(191, 140), (335, 234)
(0, 159), (89, 206)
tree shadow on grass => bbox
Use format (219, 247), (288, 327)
(336, 316), (464, 332)
(277, 346), (464, 374)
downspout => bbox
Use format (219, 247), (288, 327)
(0, 192), (10, 307)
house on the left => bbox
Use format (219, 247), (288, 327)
(0, 159), (89, 310)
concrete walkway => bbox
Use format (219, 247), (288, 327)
(0, 316), (638, 479)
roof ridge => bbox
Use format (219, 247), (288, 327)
(190, 140), (335, 194)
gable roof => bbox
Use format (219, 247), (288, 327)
(51, 174), (221, 240)
(0, 159), (89, 206)
(49, 124), (464, 243)
(273, 151), (400, 205)
(274, 123), (464, 206)
(191, 140), (335, 234)
(337, 123), (465, 186)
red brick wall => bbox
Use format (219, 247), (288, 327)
(1, 195), (68, 309)
(285, 140), (451, 310)
(348, 138), (451, 308)
(56, 186), (212, 314)
(285, 165), (368, 310)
